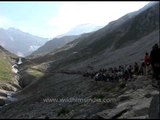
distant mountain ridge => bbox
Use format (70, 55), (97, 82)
(0, 28), (48, 57)
(57, 24), (103, 37)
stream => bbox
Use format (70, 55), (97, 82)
(12, 57), (22, 73)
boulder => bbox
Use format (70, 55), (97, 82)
(0, 92), (7, 97)
(148, 94), (160, 119)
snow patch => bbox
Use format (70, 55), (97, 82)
(29, 45), (40, 52)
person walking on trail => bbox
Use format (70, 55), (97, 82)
(144, 52), (150, 75)
(150, 44), (160, 82)
(139, 62), (145, 75)
(134, 62), (139, 75)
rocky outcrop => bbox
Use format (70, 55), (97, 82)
(91, 76), (159, 119)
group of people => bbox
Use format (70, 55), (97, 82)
(82, 43), (160, 84)
(83, 63), (140, 83)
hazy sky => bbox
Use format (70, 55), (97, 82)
(0, 1), (150, 38)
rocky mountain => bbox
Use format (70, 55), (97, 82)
(0, 28), (48, 57)
(32, 35), (80, 56)
(0, 2), (159, 119)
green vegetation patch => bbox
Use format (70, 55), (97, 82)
(0, 55), (12, 81)
(26, 68), (44, 78)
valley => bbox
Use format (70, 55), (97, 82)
(0, 2), (159, 119)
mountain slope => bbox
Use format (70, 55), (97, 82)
(32, 35), (79, 56)
(0, 28), (48, 57)
(28, 2), (159, 69)
(0, 46), (15, 81)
